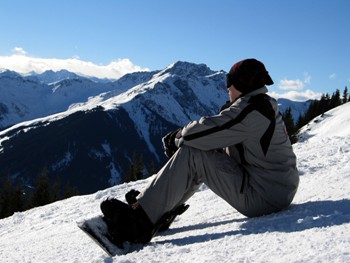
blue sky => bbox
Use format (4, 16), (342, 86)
(0, 0), (349, 101)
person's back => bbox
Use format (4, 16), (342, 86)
(223, 88), (299, 209)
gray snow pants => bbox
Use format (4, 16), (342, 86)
(138, 145), (279, 224)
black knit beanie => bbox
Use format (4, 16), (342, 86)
(226, 58), (274, 95)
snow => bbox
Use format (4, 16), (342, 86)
(107, 162), (122, 186)
(1, 103), (350, 262)
(51, 151), (73, 171)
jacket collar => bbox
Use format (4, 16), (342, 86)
(230, 87), (269, 105)
(241, 86), (268, 98)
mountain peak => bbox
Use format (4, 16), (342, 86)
(163, 61), (215, 77)
(0, 69), (23, 79)
(33, 69), (81, 84)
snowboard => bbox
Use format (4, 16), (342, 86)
(77, 203), (190, 257)
(77, 216), (124, 257)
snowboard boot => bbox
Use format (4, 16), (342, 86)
(124, 189), (190, 233)
(100, 198), (154, 244)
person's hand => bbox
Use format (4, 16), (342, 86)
(162, 128), (182, 158)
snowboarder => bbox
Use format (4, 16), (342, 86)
(100, 58), (299, 246)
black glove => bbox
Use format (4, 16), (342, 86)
(125, 189), (140, 205)
(162, 128), (182, 158)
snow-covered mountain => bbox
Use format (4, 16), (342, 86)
(26, 69), (82, 84)
(0, 66), (309, 131)
(0, 62), (227, 194)
(0, 102), (349, 262)
(0, 69), (123, 130)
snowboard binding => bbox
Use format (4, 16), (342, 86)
(125, 189), (189, 233)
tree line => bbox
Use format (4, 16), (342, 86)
(0, 168), (78, 219)
(0, 153), (157, 219)
(282, 86), (349, 143)
(123, 153), (158, 183)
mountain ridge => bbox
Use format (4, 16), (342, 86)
(0, 62), (311, 195)
(0, 63), (310, 130)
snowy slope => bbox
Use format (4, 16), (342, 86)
(1, 103), (349, 262)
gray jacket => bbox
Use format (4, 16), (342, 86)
(176, 87), (299, 209)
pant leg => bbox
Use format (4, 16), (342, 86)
(201, 148), (280, 217)
(138, 145), (279, 224)
(137, 145), (202, 224)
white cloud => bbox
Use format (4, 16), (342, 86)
(279, 79), (304, 91)
(12, 47), (27, 56)
(268, 89), (322, 102)
(272, 71), (324, 101)
(0, 48), (149, 79)
(329, 73), (336, 79)
(278, 72), (312, 91)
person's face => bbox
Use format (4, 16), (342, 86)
(227, 84), (242, 102)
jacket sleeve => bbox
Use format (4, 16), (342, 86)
(175, 101), (252, 151)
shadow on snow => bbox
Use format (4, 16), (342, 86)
(155, 199), (350, 247)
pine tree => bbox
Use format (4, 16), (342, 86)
(124, 153), (145, 183)
(295, 114), (306, 131)
(29, 168), (51, 208)
(124, 163), (137, 183)
(0, 177), (23, 218)
(282, 107), (296, 143)
(63, 183), (79, 199)
(343, 86), (348, 103)
(330, 89), (342, 108)
(318, 93), (329, 115)
(147, 160), (158, 177)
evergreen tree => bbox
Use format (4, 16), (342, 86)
(329, 89), (342, 109)
(63, 183), (79, 199)
(302, 100), (318, 124)
(0, 168), (80, 219)
(124, 163), (137, 183)
(124, 153), (145, 183)
(282, 107), (296, 143)
(0, 177), (23, 218)
(318, 93), (330, 115)
(343, 86), (348, 103)
(50, 176), (61, 202)
(146, 160), (158, 177)
(295, 114), (306, 131)
(29, 168), (51, 208)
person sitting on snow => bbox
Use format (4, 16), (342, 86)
(100, 58), (299, 246)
